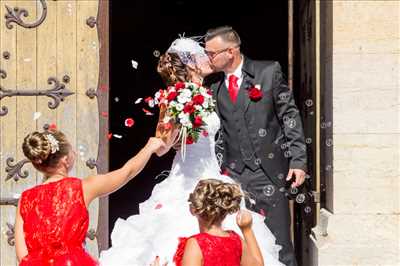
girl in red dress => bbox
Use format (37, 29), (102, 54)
(168, 179), (264, 266)
(14, 129), (167, 266)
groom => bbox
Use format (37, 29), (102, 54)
(204, 26), (307, 266)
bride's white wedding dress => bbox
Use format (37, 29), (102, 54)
(99, 112), (284, 266)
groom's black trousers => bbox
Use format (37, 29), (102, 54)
(226, 167), (297, 266)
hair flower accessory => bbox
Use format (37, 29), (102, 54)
(45, 134), (60, 154)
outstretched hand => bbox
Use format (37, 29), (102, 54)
(155, 128), (180, 157)
(145, 137), (167, 155)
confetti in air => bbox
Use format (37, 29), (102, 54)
(131, 60), (139, 69)
(142, 108), (154, 116)
(124, 118), (135, 128)
(33, 112), (42, 120)
(49, 123), (57, 130)
(144, 97), (155, 108)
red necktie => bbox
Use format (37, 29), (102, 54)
(228, 74), (239, 103)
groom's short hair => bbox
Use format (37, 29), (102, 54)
(205, 26), (241, 46)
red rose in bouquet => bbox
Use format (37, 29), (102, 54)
(183, 102), (195, 114)
(167, 91), (178, 102)
(193, 115), (203, 128)
(175, 82), (185, 90)
(149, 82), (216, 147)
(193, 94), (205, 105)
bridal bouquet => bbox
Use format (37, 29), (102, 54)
(147, 82), (215, 151)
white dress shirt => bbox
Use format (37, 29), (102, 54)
(224, 56), (244, 89)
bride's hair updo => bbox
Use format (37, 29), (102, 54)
(189, 179), (243, 226)
(22, 129), (70, 170)
(157, 52), (191, 86)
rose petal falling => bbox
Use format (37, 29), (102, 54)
(125, 118), (135, 128)
(49, 123), (57, 130)
(142, 108), (154, 116)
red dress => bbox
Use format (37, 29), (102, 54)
(19, 177), (98, 266)
(173, 231), (242, 266)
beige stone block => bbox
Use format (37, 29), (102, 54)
(310, 214), (399, 266)
(332, 53), (398, 90)
(332, 134), (399, 214)
(316, 245), (399, 266)
(332, 0), (399, 54)
(333, 134), (399, 179)
(333, 185), (398, 214)
(332, 87), (398, 134)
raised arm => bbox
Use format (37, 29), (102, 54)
(82, 137), (166, 205)
(237, 210), (264, 266)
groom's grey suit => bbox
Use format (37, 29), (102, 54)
(206, 56), (307, 266)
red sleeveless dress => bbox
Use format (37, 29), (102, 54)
(173, 230), (242, 266)
(19, 177), (98, 266)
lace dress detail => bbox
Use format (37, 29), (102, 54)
(173, 231), (242, 266)
(19, 177), (97, 266)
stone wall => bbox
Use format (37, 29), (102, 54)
(311, 1), (399, 265)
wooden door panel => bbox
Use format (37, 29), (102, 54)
(0, 0), (104, 263)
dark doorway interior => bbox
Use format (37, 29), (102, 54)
(108, 1), (320, 265)
(109, 0), (289, 225)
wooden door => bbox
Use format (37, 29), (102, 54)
(0, 0), (109, 264)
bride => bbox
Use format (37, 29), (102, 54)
(99, 37), (284, 266)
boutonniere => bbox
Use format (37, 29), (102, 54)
(248, 84), (263, 101)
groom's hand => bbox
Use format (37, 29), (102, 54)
(286, 169), (306, 188)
